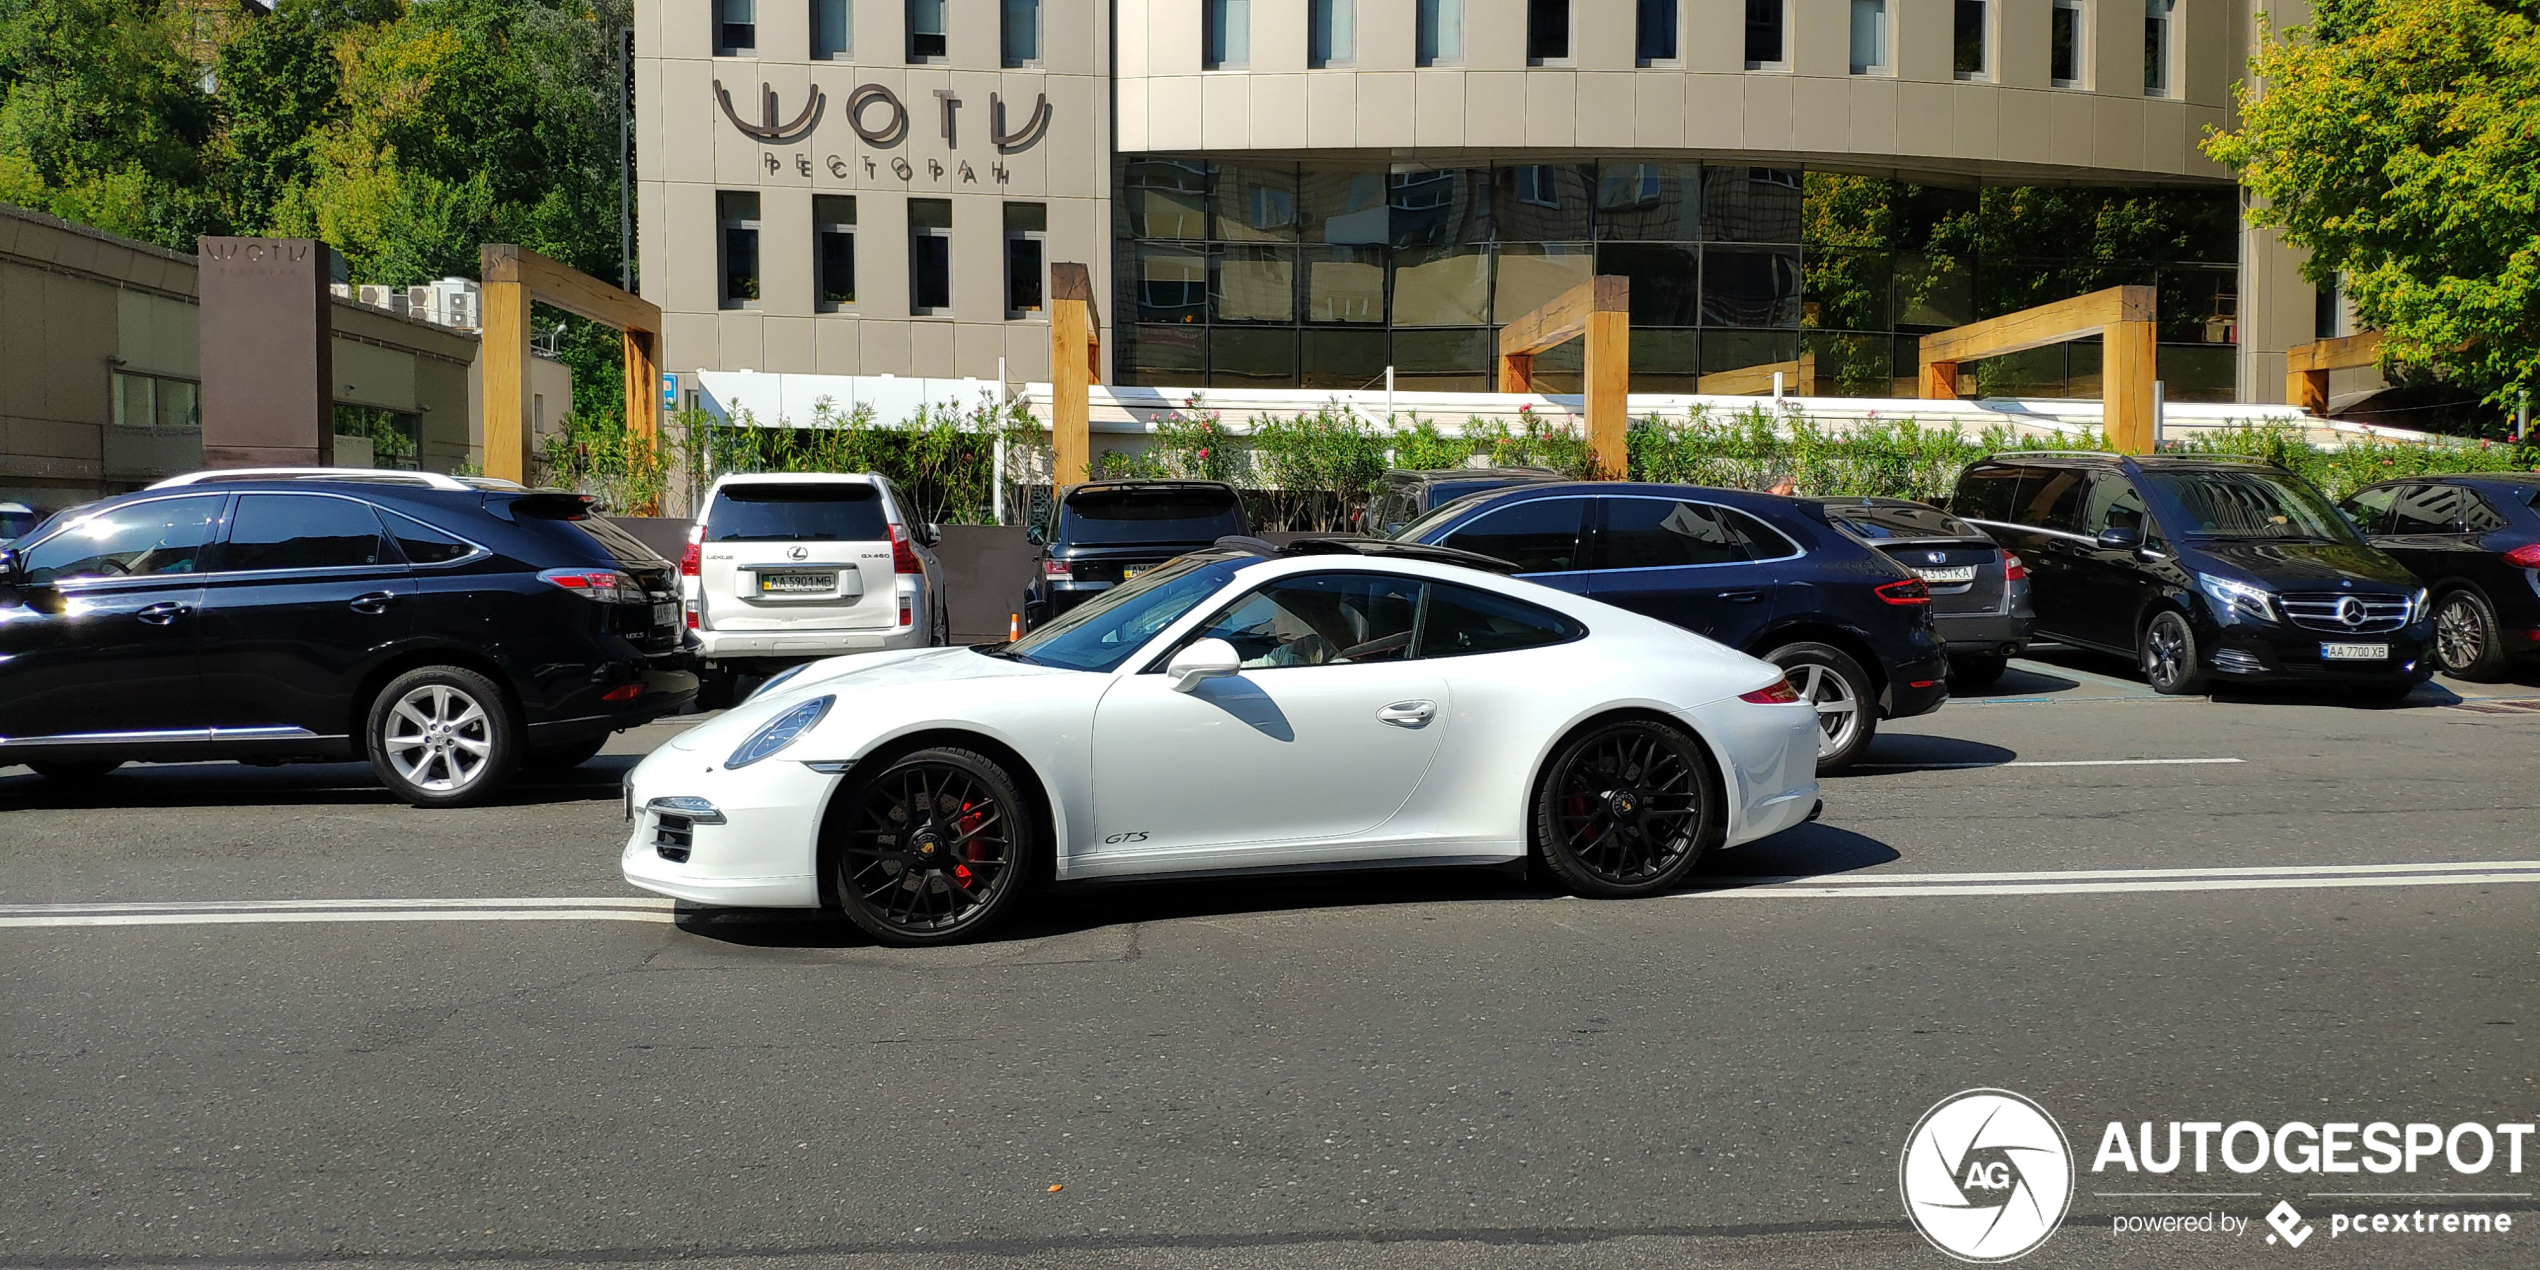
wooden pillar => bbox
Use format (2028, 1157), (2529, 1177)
(481, 277), (532, 484)
(1497, 351), (1534, 394)
(1583, 310), (1629, 479)
(2288, 368), (2329, 413)
(1919, 358), (1960, 400)
(621, 330), (657, 443)
(2105, 318), (2159, 454)
(1049, 262), (1095, 490)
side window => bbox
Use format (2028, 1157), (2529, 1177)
(2080, 475), (2150, 536)
(20, 495), (223, 584)
(1596, 498), (1748, 569)
(379, 508), (478, 564)
(1187, 571), (1424, 668)
(2461, 491), (2507, 534)
(2339, 485), (2399, 535)
(2014, 467), (2088, 532)
(1950, 464), (2026, 523)
(2386, 483), (2464, 535)
(1416, 580), (1582, 658)
(1717, 506), (1800, 558)
(1439, 497), (1588, 573)
(222, 494), (388, 571)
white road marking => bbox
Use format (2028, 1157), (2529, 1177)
(1683, 859), (2540, 899)
(2007, 658), (2161, 692)
(1854, 757), (2246, 770)
(0, 896), (679, 928)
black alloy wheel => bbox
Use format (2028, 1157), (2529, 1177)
(833, 747), (1032, 945)
(2141, 610), (2208, 696)
(2432, 589), (2509, 681)
(1532, 720), (1716, 899)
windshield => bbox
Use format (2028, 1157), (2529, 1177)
(998, 555), (1248, 672)
(1390, 489), (1499, 543)
(708, 483), (889, 542)
(2142, 469), (2360, 544)
(1058, 488), (1245, 546)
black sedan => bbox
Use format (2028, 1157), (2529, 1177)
(1810, 496), (2036, 687)
(2339, 474), (2540, 680)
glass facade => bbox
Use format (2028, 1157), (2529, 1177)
(1115, 161), (2240, 400)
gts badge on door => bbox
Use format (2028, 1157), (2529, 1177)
(1103, 831), (1150, 845)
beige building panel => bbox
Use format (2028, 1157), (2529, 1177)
(865, 0), (907, 68)
(334, 341), (416, 412)
(1847, 75), (1899, 154)
(1465, 0), (1525, 70)
(1147, 0), (1199, 76)
(951, 205), (1001, 321)
(661, 61), (719, 184)
(115, 290), (197, 379)
(1996, 0), (2048, 91)
(756, 0), (805, 63)
(1046, 75), (1108, 198)
(1361, 1), (1412, 70)
(1743, 76), (1795, 151)
(1682, 74), (1745, 150)
(1681, 0), (1744, 74)
(1002, 323), (1052, 385)
(760, 190), (815, 313)
(2048, 88), (2098, 169)
(718, 312), (765, 374)
(953, 323), (1008, 382)
(1571, 0), (1632, 72)
(663, 184), (718, 315)
(1892, 78), (1952, 156)
(858, 318), (911, 376)
(1632, 71), (1685, 148)
(1146, 76), (1203, 149)
(1250, 73), (1309, 148)
(658, 0), (705, 59)
(1304, 72), (1358, 149)
(1413, 70), (1467, 147)
(1253, 0), (1307, 72)
(665, 312), (720, 375)
(1047, 0), (1103, 75)
(861, 192), (911, 320)
(1950, 81), (1999, 159)
(1465, 70), (1526, 144)
(1202, 72), (1252, 148)
(2186, 0), (2231, 107)
(1116, 0), (1151, 76)
(1791, 1), (1847, 77)
(1892, 0), (1952, 82)
(1114, 67), (1150, 149)
(2095, 95), (2147, 171)
(2144, 99), (2189, 174)
(1993, 89), (2052, 167)
(1358, 73), (1416, 148)
(39, 272), (114, 423)
(1575, 73), (1635, 149)
(3, 417), (103, 463)
(1788, 75), (1848, 155)
(909, 320), (955, 377)
(762, 316), (816, 374)
(2091, 0), (2138, 100)
(814, 315), (861, 374)
(1524, 73), (1578, 147)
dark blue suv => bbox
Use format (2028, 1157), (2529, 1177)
(1394, 482), (1949, 772)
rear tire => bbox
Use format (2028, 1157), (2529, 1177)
(523, 733), (610, 772)
(28, 760), (121, 783)
(693, 669), (737, 712)
(1532, 718), (1718, 898)
(1763, 642), (1877, 774)
(366, 666), (518, 808)
(829, 747), (1035, 946)
(2141, 610), (2208, 696)
(2431, 589), (2509, 681)
(1948, 653), (2009, 688)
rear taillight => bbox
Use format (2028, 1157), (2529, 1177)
(898, 597), (913, 627)
(684, 604), (700, 630)
(889, 523), (922, 575)
(540, 568), (640, 603)
(2506, 542), (2540, 569)
(1741, 678), (1803, 705)
(2001, 550), (2027, 582)
(679, 540), (700, 577)
(1875, 577), (1932, 605)
(1042, 558), (1073, 579)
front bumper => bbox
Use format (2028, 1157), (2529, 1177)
(2201, 622), (2435, 683)
(618, 748), (838, 909)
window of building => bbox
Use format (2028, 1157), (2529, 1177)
(1636, 0), (1677, 64)
(111, 371), (200, 427)
(1849, 0), (1887, 74)
(908, 0), (947, 61)
(908, 198), (953, 313)
(1002, 0), (1040, 65)
(812, 0), (849, 58)
(2315, 273), (2341, 339)
(1744, 0), (1785, 68)
(1953, 0), (1989, 79)
(1526, 0), (1569, 64)
(1005, 203), (1047, 317)
(715, 0), (754, 54)
(2144, 0), (2174, 96)
(2050, 0), (2085, 85)
(1204, 0), (1249, 69)
(1309, 0), (1354, 67)
(815, 195), (855, 309)
(717, 190), (760, 309)
(1416, 0), (1463, 65)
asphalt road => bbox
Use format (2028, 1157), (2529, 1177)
(5, 651), (2538, 1270)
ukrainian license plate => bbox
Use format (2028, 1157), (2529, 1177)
(759, 571), (836, 595)
(1122, 566), (1146, 581)
(652, 600), (677, 627)
(1915, 566), (1977, 584)
(2321, 642), (2389, 661)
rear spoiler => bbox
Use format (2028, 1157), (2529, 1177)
(495, 491), (598, 521)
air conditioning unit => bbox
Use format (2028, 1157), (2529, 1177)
(356, 284), (409, 316)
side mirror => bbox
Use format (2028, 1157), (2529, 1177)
(1166, 638), (1242, 693)
(2095, 526), (2143, 551)
(1025, 525), (1046, 546)
(0, 547), (17, 581)
(922, 522), (942, 548)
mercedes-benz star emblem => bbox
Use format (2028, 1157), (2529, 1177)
(2337, 596), (2367, 627)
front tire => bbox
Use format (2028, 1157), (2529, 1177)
(366, 667), (518, 808)
(2432, 589), (2509, 681)
(830, 747), (1034, 946)
(1948, 653), (2009, 688)
(2141, 610), (2208, 696)
(28, 760), (121, 783)
(1764, 642), (1877, 774)
(523, 733), (610, 772)
(1532, 719), (1718, 899)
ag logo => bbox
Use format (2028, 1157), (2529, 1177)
(1900, 1089), (2073, 1262)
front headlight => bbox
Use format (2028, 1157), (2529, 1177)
(2411, 587), (2430, 623)
(726, 695), (834, 769)
(2197, 573), (2276, 624)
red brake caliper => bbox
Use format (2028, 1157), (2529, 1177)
(951, 801), (985, 887)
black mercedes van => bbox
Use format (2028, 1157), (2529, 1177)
(1947, 453), (2432, 698)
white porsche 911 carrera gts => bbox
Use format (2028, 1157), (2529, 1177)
(622, 538), (1822, 944)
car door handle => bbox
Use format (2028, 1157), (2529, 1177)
(1715, 590), (1764, 603)
(134, 602), (188, 626)
(1377, 700), (1437, 728)
(349, 591), (397, 615)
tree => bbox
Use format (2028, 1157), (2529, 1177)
(0, 0), (221, 246)
(2207, 0), (2540, 408)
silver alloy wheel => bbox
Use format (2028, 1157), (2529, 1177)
(1794, 662), (1860, 759)
(2145, 618), (2188, 689)
(383, 683), (494, 793)
(2435, 595), (2485, 671)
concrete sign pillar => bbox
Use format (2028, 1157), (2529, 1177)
(198, 237), (335, 468)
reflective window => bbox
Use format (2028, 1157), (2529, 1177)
(1951, 465), (2030, 524)
(2461, 490), (2508, 534)
(2012, 468), (2089, 533)
(1001, 0), (1039, 65)
(1212, 245), (1295, 323)
(707, 483), (889, 542)
(222, 495), (387, 572)
(1416, 581), (1582, 658)
(1598, 499), (1748, 569)
(908, 0), (947, 60)
(1009, 556), (1248, 673)
(2387, 483), (2479, 535)
(1417, 0), (1463, 65)
(2141, 469), (2358, 544)
(813, 0), (850, 58)
(2080, 476), (2150, 536)
(1440, 498), (1588, 574)
(1191, 572), (1423, 668)
(380, 509), (477, 565)
(2339, 486), (2398, 535)
(21, 495), (222, 584)
(1526, 0), (1568, 61)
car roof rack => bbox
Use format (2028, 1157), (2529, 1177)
(1211, 535), (1521, 574)
(150, 468), (525, 492)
